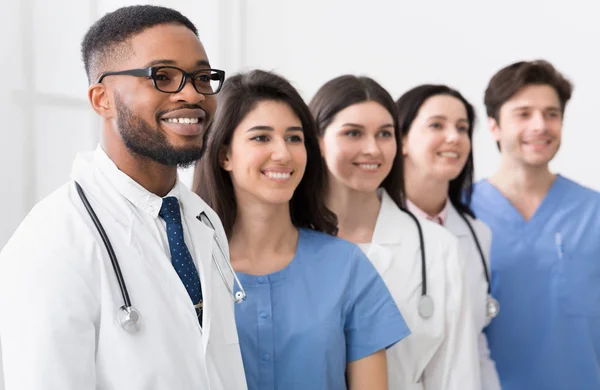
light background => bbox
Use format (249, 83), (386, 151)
(1, 0), (597, 250)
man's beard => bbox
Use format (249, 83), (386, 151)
(115, 93), (208, 168)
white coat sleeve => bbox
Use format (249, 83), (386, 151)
(0, 338), (5, 390)
(0, 215), (99, 390)
(477, 222), (502, 390)
(479, 332), (502, 389)
(423, 237), (481, 390)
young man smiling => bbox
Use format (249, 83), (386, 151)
(0, 5), (246, 390)
(471, 60), (600, 390)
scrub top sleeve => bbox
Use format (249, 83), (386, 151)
(344, 246), (410, 362)
(0, 222), (99, 390)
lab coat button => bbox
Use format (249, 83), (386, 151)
(260, 311), (269, 319)
(257, 277), (266, 284)
(262, 353), (270, 361)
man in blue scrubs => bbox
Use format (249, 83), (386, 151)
(471, 60), (600, 390)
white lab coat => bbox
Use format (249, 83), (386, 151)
(361, 190), (480, 390)
(444, 204), (501, 390)
(0, 151), (247, 390)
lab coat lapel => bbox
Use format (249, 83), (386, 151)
(445, 204), (471, 239)
(71, 152), (136, 227)
(367, 191), (405, 276)
(179, 189), (215, 351)
(71, 152), (206, 331)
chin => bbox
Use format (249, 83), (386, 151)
(525, 152), (558, 167)
(434, 167), (463, 182)
(257, 189), (295, 206)
(168, 134), (205, 150)
(349, 179), (381, 194)
(524, 157), (554, 168)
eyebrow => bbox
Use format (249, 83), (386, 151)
(143, 59), (211, 68)
(512, 105), (561, 112)
(246, 125), (304, 132)
(427, 115), (468, 122)
(341, 123), (394, 129)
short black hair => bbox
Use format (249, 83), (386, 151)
(81, 5), (199, 83)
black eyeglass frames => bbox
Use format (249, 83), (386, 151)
(96, 66), (226, 95)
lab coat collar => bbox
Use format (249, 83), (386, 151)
(371, 189), (406, 245)
(92, 146), (183, 219)
(71, 147), (216, 345)
(367, 189), (417, 277)
(406, 198), (450, 225)
(445, 202), (471, 237)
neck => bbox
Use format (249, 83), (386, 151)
(489, 156), (556, 220)
(102, 128), (177, 197)
(325, 175), (381, 244)
(491, 156), (555, 198)
(229, 199), (298, 274)
(404, 164), (449, 216)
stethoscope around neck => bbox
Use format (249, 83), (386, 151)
(403, 208), (500, 320)
(74, 181), (246, 334)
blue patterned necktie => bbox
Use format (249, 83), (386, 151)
(159, 196), (203, 324)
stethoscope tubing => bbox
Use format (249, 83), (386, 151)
(75, 181), (133, 309)
(402, 207), (490, 297)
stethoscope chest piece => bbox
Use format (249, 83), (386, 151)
(118, 306), (142, 334)
(418, 294), (434, 319)
(486, 295), (500, 319)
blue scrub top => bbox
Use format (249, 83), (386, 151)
(234, 228), (410, 390)
(471, 175), (600, 390)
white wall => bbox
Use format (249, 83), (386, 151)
(0, 0), (243, 249)
(1, 0), (599, 250)
(238, 0), (599, 192)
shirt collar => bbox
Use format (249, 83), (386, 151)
(406, 198), (450, 226)
(93, 145), (181, 218)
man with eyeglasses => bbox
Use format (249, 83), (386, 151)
(0, 5), (247, 390)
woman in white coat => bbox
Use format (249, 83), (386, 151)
(397, 84), (502, 389)
(0, 5), (246, 389)
(310, 75), (481, 390)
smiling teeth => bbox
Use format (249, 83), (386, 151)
(359, 164), (378, 170)
(528, 140), (549, 144)
(439, 152), (459, 158)
(265, 172), (291, 179)
(164, 118), (199, 124)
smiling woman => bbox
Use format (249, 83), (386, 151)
(193, 69), (336, 236)
(396, 84), (502, 389)
(193, 70), (409, 390)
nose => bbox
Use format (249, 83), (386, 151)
(271, 138), (292, 163)
(362, 136), (382, 157)
(170, 78), (206, 105)
(531, 111), (546, 132)
(446, 127), (461, 143)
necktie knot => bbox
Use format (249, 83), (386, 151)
(159, 196), (182, 222)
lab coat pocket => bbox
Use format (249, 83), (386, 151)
(558, 253), (600, 318)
